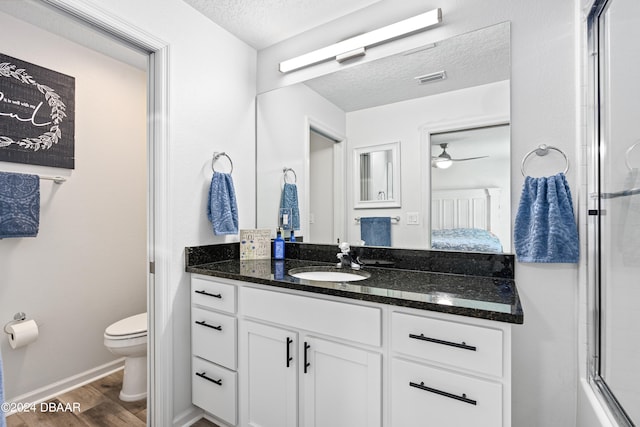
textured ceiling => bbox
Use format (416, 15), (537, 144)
(304, 22), (510, 112)
(182, 0), (382, 49)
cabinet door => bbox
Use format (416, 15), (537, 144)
(244, 321), (298, 427)
(302, 337), (381, 427)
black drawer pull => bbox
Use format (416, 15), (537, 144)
(410, 381), (477, 406)
(304, 342), (311, 373)
(195, 289), (222, 299)
(409, 333), (476, 351)
(196, 371), (222, 386)
(195, 320), (222, 331)
(286, 337), (293, 368)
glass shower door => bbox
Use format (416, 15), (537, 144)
(592, 0), (640, 424)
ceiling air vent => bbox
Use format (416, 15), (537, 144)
(415, 70), (447, 84)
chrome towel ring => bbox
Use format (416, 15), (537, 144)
(212, 152), (233, 174)
(521, 144), (569, 176)
(625, 141), (640, 171)
(283, 167), (297, 184)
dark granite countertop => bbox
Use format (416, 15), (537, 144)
(185, 243), (523, 324)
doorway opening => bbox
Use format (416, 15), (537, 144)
(306, 121), (346, 245)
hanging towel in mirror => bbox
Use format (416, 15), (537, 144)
(280, 183), (300, 230)
(514, 172), (579, 263)
(208, 172), (238, 235)
(0, 172), (40, 239)
(360, 217), (391, 247)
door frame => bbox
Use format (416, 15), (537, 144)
(42, 1), (172, 425)
(305, 116), (346, 244)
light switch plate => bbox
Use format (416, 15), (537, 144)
(407, 212), (419, 225)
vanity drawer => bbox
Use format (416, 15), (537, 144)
(391, 357), (502, 427)
(242, 286), (382, 347)
(191, 275), (236, 313)
(192, 356), (237, 425)
(391, 312), (503, 377)
(192, 307), (237, 369)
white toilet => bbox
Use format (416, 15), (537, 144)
(103, 312), (147, 402)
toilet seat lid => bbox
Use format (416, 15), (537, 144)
(105, 313), (147, 337)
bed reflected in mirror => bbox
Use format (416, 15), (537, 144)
(429, 124), (511, 252)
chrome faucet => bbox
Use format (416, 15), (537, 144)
(336, 242), (361, 269)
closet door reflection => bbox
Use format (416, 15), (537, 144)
(595, 0), (640, 424)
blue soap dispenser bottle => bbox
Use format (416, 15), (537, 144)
(274, 228), (285, 260)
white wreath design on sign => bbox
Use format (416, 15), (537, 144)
(0, 62), (67, 151)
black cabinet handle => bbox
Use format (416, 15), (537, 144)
(196, 371), (222, 386)
(409, 381), (476, 405)
(304, 342), (311, 373)
(195, 320), (222, 331)
(195, 289), (222, 299)
(286, 337), (293, 368)
(409, 333), (476, 351)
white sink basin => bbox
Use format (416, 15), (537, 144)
(289, 268), (371, 282)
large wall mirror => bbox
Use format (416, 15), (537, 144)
(256, 21), (511, 252)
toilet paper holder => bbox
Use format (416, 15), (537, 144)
(4, 312), (27, 336)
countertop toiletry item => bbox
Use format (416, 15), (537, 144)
(274, 228), (285, 259)
(290, 229), (296, 242)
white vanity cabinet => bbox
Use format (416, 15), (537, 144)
(190, 276), (239, 426)
(390, 311), (511, 427)
(240, 286), (383, 427)
(189, 274), (512, 427)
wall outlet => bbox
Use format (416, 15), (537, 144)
(407, 212), (419, 225)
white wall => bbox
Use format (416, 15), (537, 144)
(261, 1), (580, 426)
(346, 81), (510, 249)
(0, 11), (147, 398)
(42, 0), (258, 423)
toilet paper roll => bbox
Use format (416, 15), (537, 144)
(7, 319), (39, 349)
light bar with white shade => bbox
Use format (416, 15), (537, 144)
(279, 8), (442, 73)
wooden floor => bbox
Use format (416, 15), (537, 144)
(6, 370), (218, 427)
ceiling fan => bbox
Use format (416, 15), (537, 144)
(431, 143), (488, 169)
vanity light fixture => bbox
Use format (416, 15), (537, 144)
(279, 8), (442, 73)
(415, 70), (447, 84)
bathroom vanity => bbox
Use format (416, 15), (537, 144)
(186, 243), (523, 427)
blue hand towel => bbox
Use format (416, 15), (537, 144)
(514, 173), (579, 263)
(207, 172), (238, 235)
(0, 172), (40, 238)
(280, 183), (300, 230)
(360, 217), (391, 247)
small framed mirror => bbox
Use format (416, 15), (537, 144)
(354, 141), (401, 209)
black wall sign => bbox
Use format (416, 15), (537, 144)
(0, 53), (75, 169)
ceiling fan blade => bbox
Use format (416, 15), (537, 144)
(451, 156), (489, 162)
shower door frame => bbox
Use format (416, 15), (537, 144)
(587, 0), (636, 425)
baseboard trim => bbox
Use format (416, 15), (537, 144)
(173, 405), (204, 427)
(6, 358), (125, 414)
